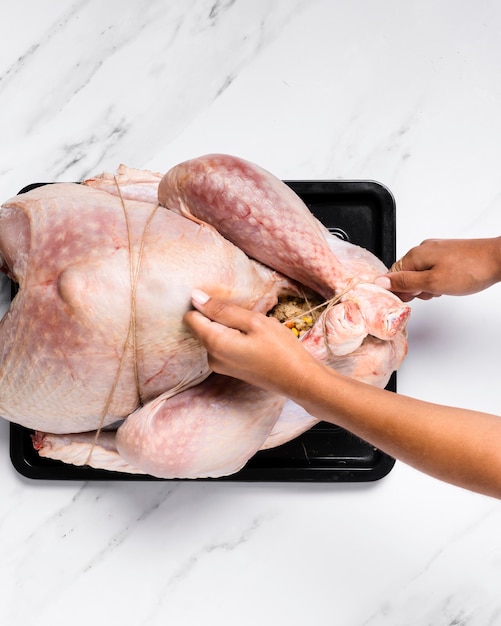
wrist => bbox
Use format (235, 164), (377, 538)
(493, 237), (501, 284)
(292, 361), (344, 420)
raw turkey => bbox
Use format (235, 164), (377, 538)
(0, 154), (410, 478)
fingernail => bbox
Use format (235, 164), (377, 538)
(192, 288), (210, 305)
(375, 277), (392, 290)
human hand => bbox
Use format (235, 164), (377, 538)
(183, 289), (319, 396)
(375, 237), (501, 302)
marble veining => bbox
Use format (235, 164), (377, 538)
(362, 503), (501, 625)
(1, 1), (501, 624)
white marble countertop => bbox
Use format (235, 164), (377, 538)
(1, 1), (501, 624)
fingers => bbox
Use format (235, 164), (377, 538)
(190, 288), (258, 332)
(184, 292), (250, 377)
(191, 288), (211, 307)
(184, 290), (289, 387)
(187, 289), (297, 351)
(375, 245), (440, 301)
(185, 290), (235, 346)
(183, 308), (213, 338)
(184, 290), (328, 394)
(375, 271), (438, 302)
(379, 270), (428, 293)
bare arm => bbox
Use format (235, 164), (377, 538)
(185, 290), (501, 499)
(375, 237), (501, 301)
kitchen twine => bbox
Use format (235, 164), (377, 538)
(84, 193), (362, 466)
(320, 278), (361, 358)
(85, 179), (159, 466)
(282, 277), (361, 359)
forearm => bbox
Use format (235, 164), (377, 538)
(292, 362), (501, 498)
(186, 291), (501, 498)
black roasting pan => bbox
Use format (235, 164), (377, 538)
(9, 179), (397, 482)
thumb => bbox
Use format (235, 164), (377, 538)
(375, 271), (428, 300)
